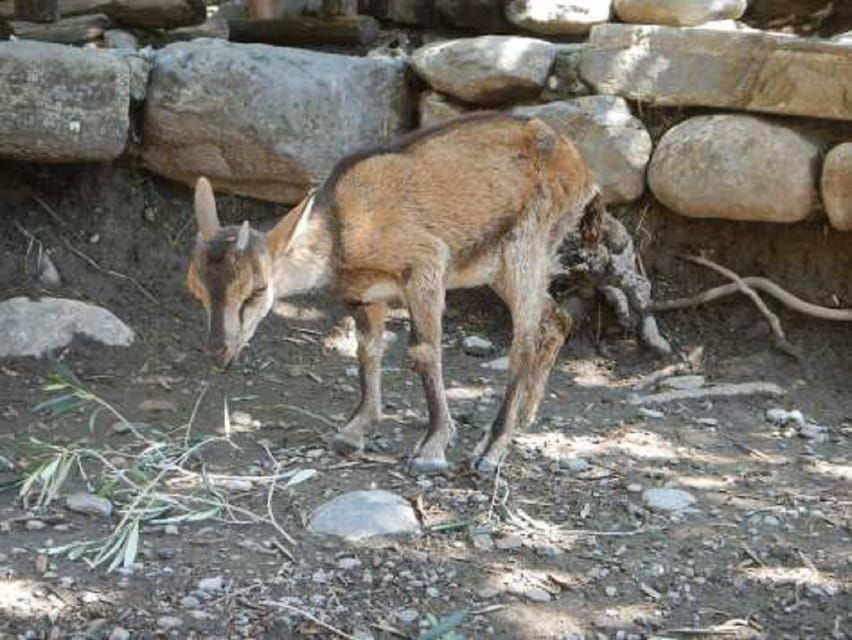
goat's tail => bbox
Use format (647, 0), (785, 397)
(579, 189), (605, 247)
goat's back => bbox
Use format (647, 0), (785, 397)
(317, 114), (595, 276)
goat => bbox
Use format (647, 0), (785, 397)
(186, 113), (603, 475)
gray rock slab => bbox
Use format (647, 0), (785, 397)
(581, 23), (852, 121)
(0, 41), (130, 162)
(66, 492), (113, 518)
(0, 297), (134, 358)
(142, 39), (412, 204)
(308, 489), (421, 541)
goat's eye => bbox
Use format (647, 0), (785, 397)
(252, 286), (267, 300)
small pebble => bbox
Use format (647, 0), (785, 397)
(198, 576), (224, 593)
(26, 520), (47, 531)
(337, 557), (361, 571)
(605, 585), (618, 597)
(108, 628), (130, 640)
(156, 616), (183, 630)
(397, 608), (419, 625)
(462, 335), (494, 357)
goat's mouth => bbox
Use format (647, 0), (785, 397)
(207, 344), (239, 371)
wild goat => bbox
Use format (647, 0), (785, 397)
(186, 113), (603, 475)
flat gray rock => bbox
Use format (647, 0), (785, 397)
(0, 297), (134, 358)
(308, 490), (421, 541)
(642, 487), (697, 512)
(143, 39), (411, 204)
(0, 41), (130, 162)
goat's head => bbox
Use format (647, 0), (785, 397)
(186, 177), (275, 369)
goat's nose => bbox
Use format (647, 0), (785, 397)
(207, 344), (233, 370)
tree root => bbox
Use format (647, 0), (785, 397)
(654, 255), (852, 360)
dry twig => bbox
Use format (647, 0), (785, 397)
(61, 237), (158, 304)
(259, 599), (355, 639)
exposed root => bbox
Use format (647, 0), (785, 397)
(654, 274), (852, 322)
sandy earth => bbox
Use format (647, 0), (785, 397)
(0, 163), (849, 639)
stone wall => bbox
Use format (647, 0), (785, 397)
(0, 0), (850, 233)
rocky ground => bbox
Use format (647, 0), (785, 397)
(0, 165), (850, 640)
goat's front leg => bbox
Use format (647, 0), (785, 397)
(331, 302), (388, 455)
(405, 273), (454, 476)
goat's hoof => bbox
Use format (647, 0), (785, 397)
(330, 432), (364, 456)
(408, 455), (450, 477)
(472, 456), (499, 477)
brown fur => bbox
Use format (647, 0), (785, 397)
(188, 113), (601, 474)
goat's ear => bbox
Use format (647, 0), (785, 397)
(266, 194), (315, 257)
(186, 256), (206, 302)
(194, 177), (220, 240)
(236, 220), (251, 252)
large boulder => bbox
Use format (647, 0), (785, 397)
(0, 297), (134, 358)
(142, 39), (412, 203)
(506, 0), (611, 34)
(0, 41), (130, 162)
(514, 96), (650, 203)
(613, 0), (746, 25)
(581, 23), (852, 122)
(821, 143), (852, 232)
(411, 36), (555, 105)
(648, 115), (820, 223)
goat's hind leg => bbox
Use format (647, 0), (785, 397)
(474, 235), (572, 474)
(331, 302), (388, 455)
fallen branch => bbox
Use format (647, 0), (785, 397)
(682, 255), (799, 358)
(654, 275), (852, 322)
(62, 237), (158, 305)
(630, 382), (785, 406)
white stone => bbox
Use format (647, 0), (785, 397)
(765, 408), (805, 429)
(156, 616), (183, 630)
(581, 24), (852, 122)
(0, 296), (134, 358)
(462, 335), (494, 356)
(659, 375), (705, 390)
(66, 492), (113, 519)
(108, 628), (130, 640)
(506, 0), (611, 35)
(560, 457), (591, 473)
(648, 115), (819, 223)
(821, 143), (852, 231)
(198, 576), (225, 593)
(613, 0), (746, 26)
(143, 39), (410, 204)
(642, 487), (696, 512)
(514, 96), (651, 203)
(397, 608), (419, 624)
(308, 490), (421, 541)
(481, 355), (510, 371)
(411, 36), (555, 105)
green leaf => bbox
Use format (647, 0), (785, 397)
(122, 520), (140, 569)
(417, 608), (468, 640)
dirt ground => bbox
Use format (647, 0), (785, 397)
(0, 162), (850, 640)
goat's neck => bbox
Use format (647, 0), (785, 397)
(271, 212), (334, 298)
